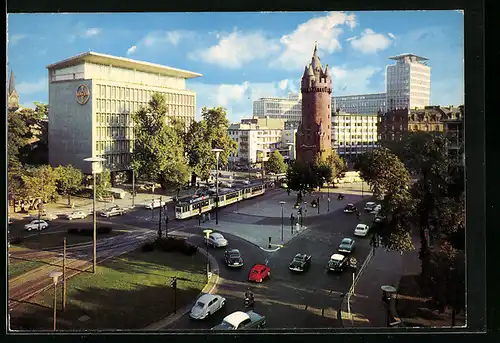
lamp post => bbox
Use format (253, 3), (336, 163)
(327, 183), (330, 212)
(279, 201), (285, 242)
(49, 271), (63, 331)
(83, 156), (106, 274)
(203, 229), (213, 280)
(131, 168), (135, 208)
(212, 148), (223, 225)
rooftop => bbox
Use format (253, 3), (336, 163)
(389, 53), (429, 62)
(46, 52), (202, 79)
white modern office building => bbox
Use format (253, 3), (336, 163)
(252, 93), (302, 123)
(386, 53), (431, 111)
(46, 52), (201, 175)
(331, 110), (380, 163)
(332, 93), (386, 115)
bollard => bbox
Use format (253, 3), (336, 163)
(268, 237), (272, 249)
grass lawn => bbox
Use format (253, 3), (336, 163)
(17, 230), (124, 250)
(9, 248), (206, 330)
(8, 259), (51, 279)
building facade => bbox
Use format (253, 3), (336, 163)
(331, 109), (379, 162)
(8, 70), (20, 112)
(296, 45), (333, 164)
(442, 105), (464, 162)
(46, 52), (201, 175)
(252, 93), (302, 124)
(332, 92), (386, 115)
(386, 54), (431, 111)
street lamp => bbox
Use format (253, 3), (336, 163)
(203, 229), (213, 280)
(49, 271), (63, 331)
(212, 148), (223, 225)
(83, 156), (106, 274)
(327, 183), (330, 212)
(279, 201), (285, 242)
(131, 168), (136, 208)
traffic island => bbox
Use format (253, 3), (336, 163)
(8, 248), (207, 331)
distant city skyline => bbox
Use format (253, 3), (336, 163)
(7, 11), (464, 122)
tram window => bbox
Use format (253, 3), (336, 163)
(175, 207), (181, 213)
(226, 192), (239, 200)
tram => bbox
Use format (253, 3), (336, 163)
(175, 183), (266, 220)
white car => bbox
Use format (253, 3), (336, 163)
(189, 294), (226, 320)
(100, 206), (126, 217)
(144, 200), (167, 210)
(219, 181), (232, 188)
(371, 204), (382, 214)
(204, 232), (228, 248)
(242, 179), (250, 185)
(66, 211), (88, 220)
(354, 224), (370, 237)
(364, 202), (377, 212)
(24, 220), (49, 231)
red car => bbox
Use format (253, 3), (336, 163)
(248, 264), (271, 283)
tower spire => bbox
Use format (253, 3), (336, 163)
(9, 70), (16, 95)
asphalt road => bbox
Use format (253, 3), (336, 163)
(162, 200), (375, 330)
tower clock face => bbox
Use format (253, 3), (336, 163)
(76, 84), (90, 105)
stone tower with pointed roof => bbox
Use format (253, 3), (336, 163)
(8, 70), (20, 111)
(296, 44), (332, 165)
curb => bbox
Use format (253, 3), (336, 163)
(144, 247), (220, 330)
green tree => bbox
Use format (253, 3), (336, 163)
(265, 150), (287, 174)
(132, 93), (191, 189)
(286, 161), (319, 200)
(312, 156), (332, 189)
(184, 107), (237, 182)
(95, 169), (111, 199)
(325, 149), (348, 182)
(55, 165), (84, 205)
(355, 148), (415, 252)
(20, 165), (59, 208)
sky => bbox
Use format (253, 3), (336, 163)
(7, 11), (464, 123)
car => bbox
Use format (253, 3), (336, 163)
(211, 310), (266, 330)
(354, 224), (370, 237)
(364, 202), (377, 212)
(24, 220), (49, 231)
(8, 217), (14, 225)
(338, 238), (355, 253)
(288, 253), (312, 272)
(327, 253), (348, 272)
(224, 249), (244, 267)
(344, 203), (357, 213)
(242, 179), (250, 185)
(281, 183), (289, 189)
(189, 294), (226, 320)
(144, 199), (167, 210)
(374, 212), (387, 223)
(66, 211), (88, 220)
(100, 206), (126, 217)
(219, 181), (232, 188)
(204, 232), (228, 248)
(248, 264), (271, 283)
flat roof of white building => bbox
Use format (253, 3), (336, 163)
(389, 53), (429, 61)
(46, 52), (203, 79)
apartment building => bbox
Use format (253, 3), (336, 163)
(46, 52), (201, 175)
(386, 53), (431, 111)
(331, 109), (380, 162)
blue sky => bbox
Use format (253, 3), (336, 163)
(7, 11), (464, 122)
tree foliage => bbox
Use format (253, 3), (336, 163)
(184, 107), (237, 182)
(95, 169), (111, 199)
(355, 148), (415, 252)
(286, 161), (319, 194)
(132, 93), (191, 189)
(55, 165), (84, 204)
(265, 150), (287, 174)
(20, 165), (59, 206)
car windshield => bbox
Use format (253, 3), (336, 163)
(341, 239), (351, 245)
(195, 301), (205, 308)
(294, 255), (306, 261)
(252, 269), (259, 274)
(230, 253), (240, 258)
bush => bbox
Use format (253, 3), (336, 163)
(155, 237), (190, 253)
(10, 236), (24, 245)
(181, 244), (198, 256)
(142, 241), (155, 252)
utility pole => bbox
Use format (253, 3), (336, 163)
(132, 169), (135, 208)
(151, 198), (154, 221)
(165, 213), (169, 238)
(62, 238), (67, 311)
(171, 277), (177, 313)
(158, 196), (162, 239)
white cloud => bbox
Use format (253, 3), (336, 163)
(345, 36), (357, 42)
(131, 30), (193, 54)
(330, 66), (382, 96)
(189, 30), (280, 69)
(126, 45), (137, 55)
(9, 34), (28, 45)
(17, 78), (48, 95)
(271, 11), (357, 70)
(349, 28), (393, 54)
(82, 28), (102, 38)
(388, 32), (396, 40)
(190, 79), (299, 122)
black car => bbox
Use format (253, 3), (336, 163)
(374, 212), (388, 223)
(327, 253), (348, 272)
(344, 203), (357, 213)
(288, 253), (312, 272)
(338, 238), (355, 254)
(224, 249), (244, 267)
